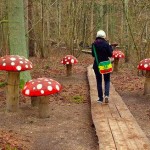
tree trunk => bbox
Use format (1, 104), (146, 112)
(38, 96), (49, 118)
(28, 0), (35, 57)
(144, 71), (150, 95)
(6, 72), (20, 112)
(7, 0), (31, 83)
(90, 1), (94, 44)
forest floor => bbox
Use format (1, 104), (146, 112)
(0, 49), (150, 150)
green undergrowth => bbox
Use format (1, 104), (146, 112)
(0, 82), (7, 87)
(71, 95), (84, 104)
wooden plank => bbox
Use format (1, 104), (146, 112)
(111, 94), (134, 120)
(108, 102), (121, 118)
(96, 118), (116, 150)
(125, 119), (150, 150)
(108, 118), (129, 150)
(91, 103), (105, 119)
(117, 119), (138, 150)
(102, 104), (112, 118)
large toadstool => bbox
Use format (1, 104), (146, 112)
(61, 55), (78, 76)
(137, 58), (150, 95)
(112, 50), (125, 72)
(22, 77), (62, 118)
(0, 55), (33, 112)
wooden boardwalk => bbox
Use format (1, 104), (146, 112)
(87, 65), (150, 150)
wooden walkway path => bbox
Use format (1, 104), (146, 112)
(87, 65), (150, 150)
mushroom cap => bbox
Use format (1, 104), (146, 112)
(137, 58), (150, 71)
(111, 43), (118, 47)
(60, 55), (78, 65)
(0, 55), (33, 71)
(22, 77), (62, 96)
(112, 50), (125, 58)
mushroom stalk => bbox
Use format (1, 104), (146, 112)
(114, 58), (119, 72)
(6, 72), (20, 112)
(31, 96), (40, 107)
(144, 71), (150, 95)
(38, 96), (50, 118)
(66, 64), (72, 76)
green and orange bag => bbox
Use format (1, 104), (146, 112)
(93, 45), (113, 74)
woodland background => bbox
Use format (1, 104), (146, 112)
(0, 1), (150, 149)
(0, 0), (150, 64)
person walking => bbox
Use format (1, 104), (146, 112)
(91, 30), (113, 103)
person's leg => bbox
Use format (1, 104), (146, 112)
(94, 69), (103, 101)
(104, 73), (110, 102)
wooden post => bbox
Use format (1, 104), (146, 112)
(114, 58), (119, 72)
(144, 71), (150, 95)
(38, 96), (49, 118)
(6, 72), (20, 112)
(66, 64), (72, 76)
(31, 96), (40, 107)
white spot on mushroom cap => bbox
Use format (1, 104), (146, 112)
(11, 62), (15, 66)
(16, 66), (21, 71)
(37, 84), (42, 89)
(2, 63), (6, 66)
(56, 85), (60, 91)
(10, 57), (16, 61)
(48, 86), (52, 91)
(71, 59), (74, 63)
(41, 90), (44, 94)
(144, 64), (148, 68)
(25, 89), (30, 95)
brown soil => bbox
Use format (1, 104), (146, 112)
(0, 49), (149, 149)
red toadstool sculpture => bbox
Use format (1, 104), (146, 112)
(61, 55), (78, 76)
(0, 55), (33, 112)
(111, 43), (118, 50)
(137, 58), (150, 95)
(22, 77), (62, 118)
(112, 50), (125, 72)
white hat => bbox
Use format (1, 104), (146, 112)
(96, 30), (106, 38)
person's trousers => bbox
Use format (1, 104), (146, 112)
(94, 68), (110, 101)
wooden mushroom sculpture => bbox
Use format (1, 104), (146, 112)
(61, 55), (78, 76)
(0, 55), (33, 112)
(111, 43), (118, 50)
(112, 50), (125, 72)
(137, 58), (150, 95)
(22, 78), (62, 118)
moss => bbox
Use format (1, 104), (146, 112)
(71, 95), (84, 104)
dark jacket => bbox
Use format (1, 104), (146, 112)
(92, 37), (113, 70)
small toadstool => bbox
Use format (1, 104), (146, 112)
(112, 50), (125, 72)
(0, 55), (33, 112)
(137, 58), (150, 95)
(111, 43), (118, 50)
(61, 55), (78, 76)
(22, 77), (62, 118)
